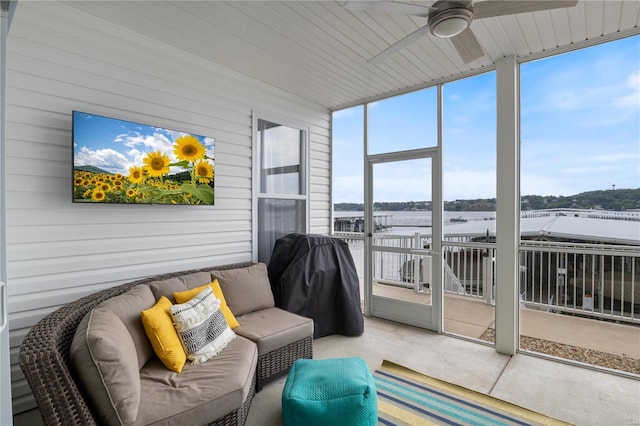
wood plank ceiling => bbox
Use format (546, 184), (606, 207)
(65, 1), (640, 111)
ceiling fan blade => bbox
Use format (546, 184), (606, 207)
(368, 25), (431, 64)
(473, 0), (579, 20)
(450, 28), (484, 64)
(343, 1), (433, 17)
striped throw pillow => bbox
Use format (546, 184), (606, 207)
(170, 286), (235, 364)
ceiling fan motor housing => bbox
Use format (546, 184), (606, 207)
(428, 1), (474, 38)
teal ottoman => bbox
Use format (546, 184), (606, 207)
(282, 357), (377, 426)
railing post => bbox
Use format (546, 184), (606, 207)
(414, 232), (421, 293)
(483, 251), (493, 304)
(599, 255), (605, 313)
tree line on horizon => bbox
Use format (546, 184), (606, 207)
(334, 188), (640, 212)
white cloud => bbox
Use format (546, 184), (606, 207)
(126, 148), (145, 167)
(614, 70), (640, 108)
(204, 137), (216, 158)
(333, 176), (364, 204)
(443, 170), (496, 201)
(74, 147), (133, 175)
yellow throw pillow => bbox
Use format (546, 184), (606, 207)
(140, 296), (187, 373)
(174, 280), (240, 329)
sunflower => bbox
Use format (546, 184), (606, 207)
(174, 135), (205, 162)
(99, 183), (111, 192)
(91, 189), (106, 201)
(143, 151), (170, 177)
(128, 166), (145, 183)
(126, 188), (137, 197)
(193, 160), (214, 184)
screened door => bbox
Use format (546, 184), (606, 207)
(365, 149), (443, 331)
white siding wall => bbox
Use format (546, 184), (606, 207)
(6, 2), (331, 414)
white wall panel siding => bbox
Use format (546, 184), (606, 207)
(6, 2), (330, 414)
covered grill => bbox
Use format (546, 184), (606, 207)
(268, 233), (364, 338)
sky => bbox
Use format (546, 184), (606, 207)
(332, 35), (640, 204)
(73, 112), (215, 175)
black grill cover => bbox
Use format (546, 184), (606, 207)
(268, 233), (364, 339)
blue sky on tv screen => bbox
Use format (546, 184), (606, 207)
(73, 113), (215, 176)
(332, 35), (639, 203)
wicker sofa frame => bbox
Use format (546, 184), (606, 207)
(19, 262), (313, 426)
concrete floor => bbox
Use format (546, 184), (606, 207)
(379, 285), (640, 359)
(13, 315), (640, 425)
(13, 302), (640, 426)
(246, 316), (640, 426)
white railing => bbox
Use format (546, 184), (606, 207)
(443, 242), (495, 303)
(519, 241), (639, 324)
(443, 262), (466, 295)
(372, 232), (430, 289)
(334, 232), (640, 325)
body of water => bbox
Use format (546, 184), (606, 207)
(334, 210), (495, 225)
(334, 210), (495, 235)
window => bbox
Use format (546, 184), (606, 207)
(253, 115), (309, 263)
(367, 87), (437, 154)
(519, 36), (640, 370)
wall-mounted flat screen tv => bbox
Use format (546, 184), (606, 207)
(73, 111), (215, 205)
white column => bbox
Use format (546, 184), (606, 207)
(432, 84), (443, 333)
(363, 103), (371, 316)
(495, 56), (520, 355)
(1, 1), (13, 423)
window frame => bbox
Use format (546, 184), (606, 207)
(251, 110), (310, 262)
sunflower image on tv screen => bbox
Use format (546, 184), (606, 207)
(73, 112), (215, 205)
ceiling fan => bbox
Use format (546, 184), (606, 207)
(344, 0), (579, 64)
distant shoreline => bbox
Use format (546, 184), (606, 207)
(334, 187), (640, 212)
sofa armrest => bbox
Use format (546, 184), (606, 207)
(19, 292), (111, 426)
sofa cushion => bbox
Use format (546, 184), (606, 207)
(148, 272), (211, 302)
(98, 285), (156, 369)
(148, 278), (188, 303)
(234, 307), (314, 355)
(141, 296), (187, 373)
(70, 307), (140, 426)
(137, 335), (258, 425)
(170, 287), (236, 364)
(211, 263), (274, 316)
(174, 280), (240, 329)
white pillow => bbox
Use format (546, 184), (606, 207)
(169, 286), (235, 364)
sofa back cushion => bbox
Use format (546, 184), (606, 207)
(70, 307), (141, 426)
(148, 271), (212, 302)
(210, 263), (275, 316)
(98, 284), (156, 369)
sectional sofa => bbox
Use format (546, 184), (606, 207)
(19, 262), (314, 426)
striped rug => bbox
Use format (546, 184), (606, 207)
(374, 360), (571, 426)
